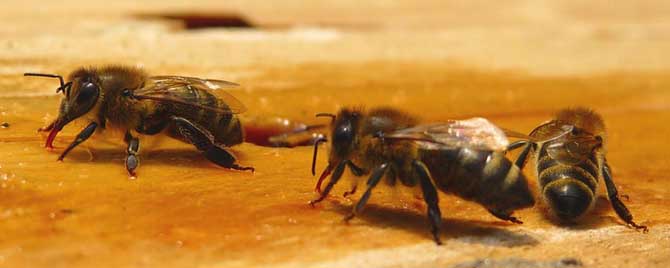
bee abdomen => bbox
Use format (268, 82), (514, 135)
(187, 89), (243, 146)
(452, 148), (489, 198)
(537, 152), (599, 220)
(538, 164), (597, 194)
(216, 116), (243, 146)
(481, 152), (513, 186)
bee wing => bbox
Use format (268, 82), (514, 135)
(149, 75), (240, 89)
(528, 120), (574, 142)
(545, 135), (602, 164)
(131, 76), (246, 114)
(385, 117), (510, 151)
(501, 128), (534, 140)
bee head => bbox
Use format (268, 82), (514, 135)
(327, 109), (362, 162)
(25, 68), (101, 148)
(310, 108), (362, 192)
(312, 108), (361, 163)
(60, 68), (102, 122)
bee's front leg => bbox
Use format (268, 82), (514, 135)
(309, 160), (349, 206)
(124, 132), (140, 177)
(38, 120), (56, 132)
(343, 185), (358, 197)
(58, 122), (97, 161)
(342, 162), (365, 197)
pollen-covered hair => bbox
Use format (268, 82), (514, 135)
(555, 107), (606, 137)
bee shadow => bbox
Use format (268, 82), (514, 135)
(330, 202), (539, 247)
(62, 148), (227, 168)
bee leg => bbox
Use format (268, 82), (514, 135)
(309, 160), (348, 206)
(124, 132), (140, 177)
(507, 141), (535, 170)
(343, 163), (388, 222)
(348, 162), (365, 176)
(38, 120), (56, 132)
(57, 122), (98, 161)
(506, 140), (528, 151)
(343, 162), (364, 197)
(205, 147), (255, 172)
(267, 131), (326, 147)
(413, 160), (443, 245)
(171, 116), (254, 172)
(602, 160), (648, 233)
(487, 209), (523, 224)
(343, 185), (357, 197)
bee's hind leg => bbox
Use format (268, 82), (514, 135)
(487, 209), (523, 224)
(413, 160), (443, 245)
(602, 160), (648, 232)
(171, 116), (254, 172)
(124, 132), (140, 177)
(204, 146), (254, 172)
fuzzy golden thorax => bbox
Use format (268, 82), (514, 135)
(64, 66), (148, 131)
(555, 107), (606, 140)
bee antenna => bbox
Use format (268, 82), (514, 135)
(61, 82), (73, 97)
(316, 113), (336, 125)
(316, 113), (336, 119)
(311, 137), (328, 176)
(24, 73), (69, 94)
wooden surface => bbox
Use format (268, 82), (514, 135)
(1, 1), (669, 267)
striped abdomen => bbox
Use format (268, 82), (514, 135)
(421, 148), (534, 212)
(143, 86), (243, 146)
(177, 86), (242, 146)
(537, 144), (599, 220)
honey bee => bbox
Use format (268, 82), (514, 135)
(25, 65), (254, 176)
(507, 107), (647, 231)
(309, 107), (535, 245)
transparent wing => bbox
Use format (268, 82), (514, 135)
(385, 117), (509, 151)
(149, 75), (240, 89)
(528, 120), (574, 142)
(501, 128), (534, 140)
(525, 120), (594, 163)
(130, 75), (246, 114)
(545, 135), (602, 165)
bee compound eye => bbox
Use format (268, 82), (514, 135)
(77, 82), (98, 103)
(333, 121), (354, 143)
